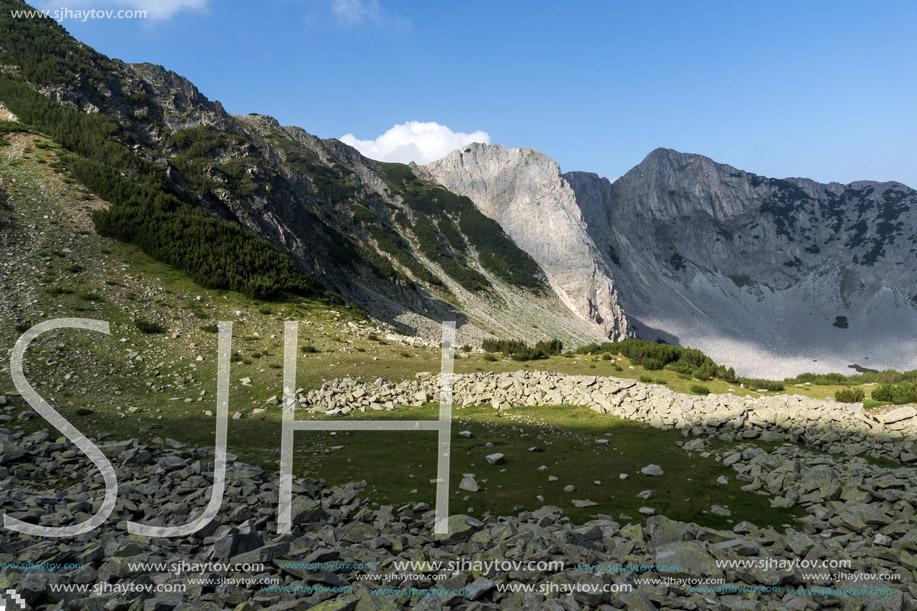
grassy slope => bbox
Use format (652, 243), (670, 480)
(0, 133), (889, 530)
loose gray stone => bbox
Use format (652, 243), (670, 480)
(459, 474), (481, 492)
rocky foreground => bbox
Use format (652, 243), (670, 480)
(302, 371), (917, 464)
(0, 378), (916, 609)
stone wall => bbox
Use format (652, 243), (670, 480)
(301, 371), (917, 464)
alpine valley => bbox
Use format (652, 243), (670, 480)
(2, 0), (916, 378)
(6, 4), (917, 611)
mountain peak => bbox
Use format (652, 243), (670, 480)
(418, 142), (631, 341)
(637, 147), (725, 171)
(644, 146), (682, 160)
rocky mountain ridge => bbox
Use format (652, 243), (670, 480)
(424, 145), (917, 377)
(0, 1), (602, 348)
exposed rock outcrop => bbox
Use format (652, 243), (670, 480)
(418, 144), (630, 340)
(424, 142), (917, 377)
(567, 148), (917, 377)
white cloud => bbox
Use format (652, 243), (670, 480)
(327, 0), (408, 29)
(331, 0), (381, 25)
(340, 121), (491, 164)
(35, 0), (207, 20)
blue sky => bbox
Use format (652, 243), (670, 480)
(38, 0), (917, 186)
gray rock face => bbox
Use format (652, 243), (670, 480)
(424, 141), (917, 377)
(566, 148), (917, 377)
(419, 144), (630, 340)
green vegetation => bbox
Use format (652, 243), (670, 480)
(835, 388), (865, 403)
(286, 150), (357, 205)
(458, 207), (543, 290)
(351, 240), (402, 282)
(787, 372), (850, 386)
(786, 369), (917, 387)
(393, 210), (410, 229)
(93, 200), (320, 300)
(0, 1), (113, 87)
(412, 213), (490, 292)
(729, 274), (754, 288)
(45, 286), (74, 296)
(690, 384), (711, 395)
(482, 337), (563, 361)
(350, 203), (376, 225)
(482, 338), (527, 353)
(305, 404), (805, 528)
(284, 149), (317, 172)
(367, 223), (443, 288)
(0, 75), (322, 300)
(0, 184), (7, 229)
(166, 126), (258, 197)
(871, 383), (917, 405)
(436, 217), (465, 252)
(133, 319), (166, 334)
(577, 339), (738, 384)
(167, 125), (245, 158)
(378, 162), (543, 291)
(739, 378), (785, 392)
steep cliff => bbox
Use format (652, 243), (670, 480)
(568, 148), (917, 377)
(418, 143), (630, 340)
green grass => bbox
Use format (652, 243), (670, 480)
(294, 404), (805, 528)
